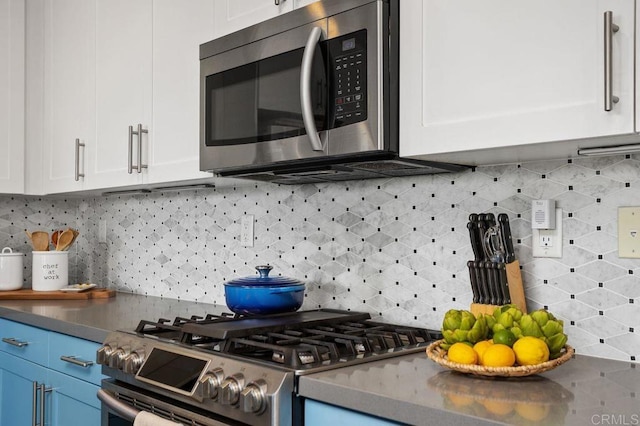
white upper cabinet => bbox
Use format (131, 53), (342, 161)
(147, 0), (214, 184)
(91, 0), (151, 189)
(400, 0), (636, 165)
(212, 0), (316, 39)
(39, 0), (215, 194)
(42, 0), (95, 193)
(213, 0), (293, 38)
(0, 0), (25, 194)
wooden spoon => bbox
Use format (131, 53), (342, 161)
(51, 230), (63, 247)
(56, 229), (75, 251)
(27, 231), (50, 251)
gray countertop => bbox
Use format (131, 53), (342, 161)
(0, 292), (228, 342)
(2, 294), (638, 425)
(299, 351), (640, 425)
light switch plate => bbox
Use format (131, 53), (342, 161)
(240, 215), (254, 247)
(618, 207), (640, 258)
(532, 208), (563, 258)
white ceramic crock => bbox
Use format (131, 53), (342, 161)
(0, 247), (24, 291)
(32, 251), (68, 291)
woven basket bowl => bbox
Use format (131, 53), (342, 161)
(426, 339), (574, 377)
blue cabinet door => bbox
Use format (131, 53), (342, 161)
(0, 351), (49, 426)
(48, 369), (101, 426)
(305, 399), (402, 426)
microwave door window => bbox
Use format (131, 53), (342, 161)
(205, 47), (327, 147)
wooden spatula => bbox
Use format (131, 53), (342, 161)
(56, 229), (75, 251)
(26, 230), (50, 251)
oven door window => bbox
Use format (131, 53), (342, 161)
(205, 46), (327, 146)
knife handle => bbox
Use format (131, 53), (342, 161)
(498, 213), (516, 263)
(473, 260), (488, 304)
(467, 261), (480, 304)
(467, 222), (483, 261)
(496, 262), (511, 304)
(484, 260), (498, 305)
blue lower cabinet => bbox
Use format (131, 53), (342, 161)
(0, 352), (49, 426)
(48, 369), (101, 426)
(0, 319), (104, 426)
(305, 399), (402, 426)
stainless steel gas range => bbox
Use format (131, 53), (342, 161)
(96, 309), (441, 425)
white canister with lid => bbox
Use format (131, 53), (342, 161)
(0, 247), (24, 291)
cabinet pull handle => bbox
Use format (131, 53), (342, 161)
(274, 0), (285, 5)
(604, 10), (620, 111)
(75, 138), (85, 181)
(2, 337), (28, 347)
(32, 381), (37, 426)
(300, 26), (325, 151)
(60, 355), (94, 368)
(128, 124), (148, 174)
(128, 125), (134, 174)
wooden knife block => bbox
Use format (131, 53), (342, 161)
(470, 260), (527, 316)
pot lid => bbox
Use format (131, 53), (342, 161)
(224, 265), (304, 288)
(0, 247), (22, 256)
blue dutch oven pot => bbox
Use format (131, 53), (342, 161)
(223, 265), (305, 315)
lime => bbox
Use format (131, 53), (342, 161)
(492, 329), (517, 347)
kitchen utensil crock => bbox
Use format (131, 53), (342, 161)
(223, 265), (305, 316)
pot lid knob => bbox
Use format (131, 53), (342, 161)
(255, 265), (273, 278)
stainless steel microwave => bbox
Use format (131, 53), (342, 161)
(200, 0), (465, 184)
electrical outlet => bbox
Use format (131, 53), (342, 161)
(98, 220), (107, 244)
(532, 208), (563, 258)
(619, 206), (640, 258)
(240, 215), (254, 247)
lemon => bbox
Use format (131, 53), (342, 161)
(447, 342), (479, 365)
(473, 340), (493, 364)
(482, 399), (514, 416)
(515, 402), (550, 421)
(513, 336), (550, 365)
(481, 343), (516, 367)
(492, 329), (517, 347)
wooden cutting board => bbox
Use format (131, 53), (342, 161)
(0, 288), (116, 300)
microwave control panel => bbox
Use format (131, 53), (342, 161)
(328, 30), (367, 128)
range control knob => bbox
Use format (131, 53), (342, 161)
(199, 368), (225, 400)
(96, 344), (114, 365)
(240, 379), (268, 414)
(219, 374), (245, 406)
(108, 346), (130, 370)
(123, 350), (145, 374)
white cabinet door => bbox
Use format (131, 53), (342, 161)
(0, 0), (25, 194)
(91, 0), (151, 189)
(212, 0), (293, 38)
(400, 0), (635, 165)
(43, 0), (95, 193)
(147, 0), (214, 184)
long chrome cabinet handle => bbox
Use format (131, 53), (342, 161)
(2, 337), (28, 347)
(137, 123), (148, 174)
(75, 138), (85, 182)
(128, 125), (134, 174)
(300, 26), (325, 152)
(32, 381), (37, 426)
(97, 389), (140, 421)
(128, 124), (148, 174)
(60, 355), (94, 368)
(604, 10), (620, 111)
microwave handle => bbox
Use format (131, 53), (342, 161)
(300, 26), (324, 152)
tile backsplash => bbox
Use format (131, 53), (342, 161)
(2, 154), (640, 362)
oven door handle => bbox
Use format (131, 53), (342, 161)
(300, 26), (325, 152)
(97, 389), (140, 422)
